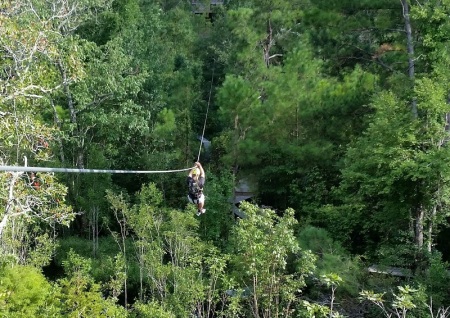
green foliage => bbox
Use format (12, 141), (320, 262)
(0, 252), (126, 317)
(58, 250), (127, 317)
(125, 183), (232, 317)
(58, 274), (127, 317)
(338, 85), (450, 256)
(415, 252), (450, 307)
(375, 237), (419, 269)
(56, 235), (140, 291)
(196, 169), (235, 248)
(131, 301), (176, 318)
(26, 233), (59, 268)
(411, 0), (450, 76)
(228, 202), (303, 316)
(298, 273), (346, 317)
(0, 265), (60, 317)
(4, 0), (450, 315)
(297, 226), (362, 296)
(299, 300), (332, 318)
(360, 285), (429, 318)
(302, 0), (405, 76)
(217, 28), (376, 215)
(154, 108), (177, 141)
(76, 146), (113, 200)
(62, 249), (93, 278)
(0, 111), (74, 265)
(57, 236), (115, 263)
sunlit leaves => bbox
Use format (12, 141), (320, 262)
(228, 202), (303, 316)
(360, 285), (424, 317)
(0, 265), (60, 317)
(0, 110), (74, 265)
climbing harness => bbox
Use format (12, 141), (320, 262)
(188, 178), (203, 200)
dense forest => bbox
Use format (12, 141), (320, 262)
(1, 0), (450, 317)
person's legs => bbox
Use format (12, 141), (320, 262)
(189, 194), (205, 215)
(197, 194), (205, 214)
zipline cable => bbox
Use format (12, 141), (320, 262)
(0, 66), (215, 175)
(0, 166), (194, 174)
(197, 61), (215, 162)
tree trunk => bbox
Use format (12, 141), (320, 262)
(0, 214), (10, 239)
(139, 243), (144, 302)
(415, 205), (424, 248)
(57, 59), (84, 169)
(51, 98), (66, 163)
(252, 274), (260, 318)
(0, 172), (21, 238)
(401, 0), (417, 118)
(90, 206), (99, 257)
(427, 205), (437, 253)
(121, 221), (128, 308)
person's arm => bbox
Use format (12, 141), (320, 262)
(188, 165), (196, 178)
(196, 162), (205, 178)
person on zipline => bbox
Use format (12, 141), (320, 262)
(187, 161), (206, 216)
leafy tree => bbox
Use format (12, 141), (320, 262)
(106, 190), (131, 306)
(216, 0), (307, 175)
(131, 300), (176, 318)
(58, 249), (128, 317)
(0, 1), (62, 103)
(338, 83), (450, 263)
(125, 183), (232, 317)
(196, 169), (235, 248)
(0, 112), (74, 265)
(214, 0), (379, 217)
(415, 251), (450, 308)
(0, 264), (60, 317)
(297, 226), (362, 296)
(360, 285), (428, 318)
(301, 0), (405, 77)
(71, 1), (206, 203)
(227, 202), (305, 317)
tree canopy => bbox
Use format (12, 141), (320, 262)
(1, 0), (450, 316)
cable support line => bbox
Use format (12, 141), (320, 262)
(0, 166), (195, 174)
(197, 62), (215, 162)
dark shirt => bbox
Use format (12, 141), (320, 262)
(187, 176), (205, 199)
(187, 176), (204, 186)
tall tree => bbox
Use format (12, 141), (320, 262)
(227, 202), (309, 317)
(217, 0), (377, 212)
(0, 1), (78, 264)
(338, 82), (450, 263)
